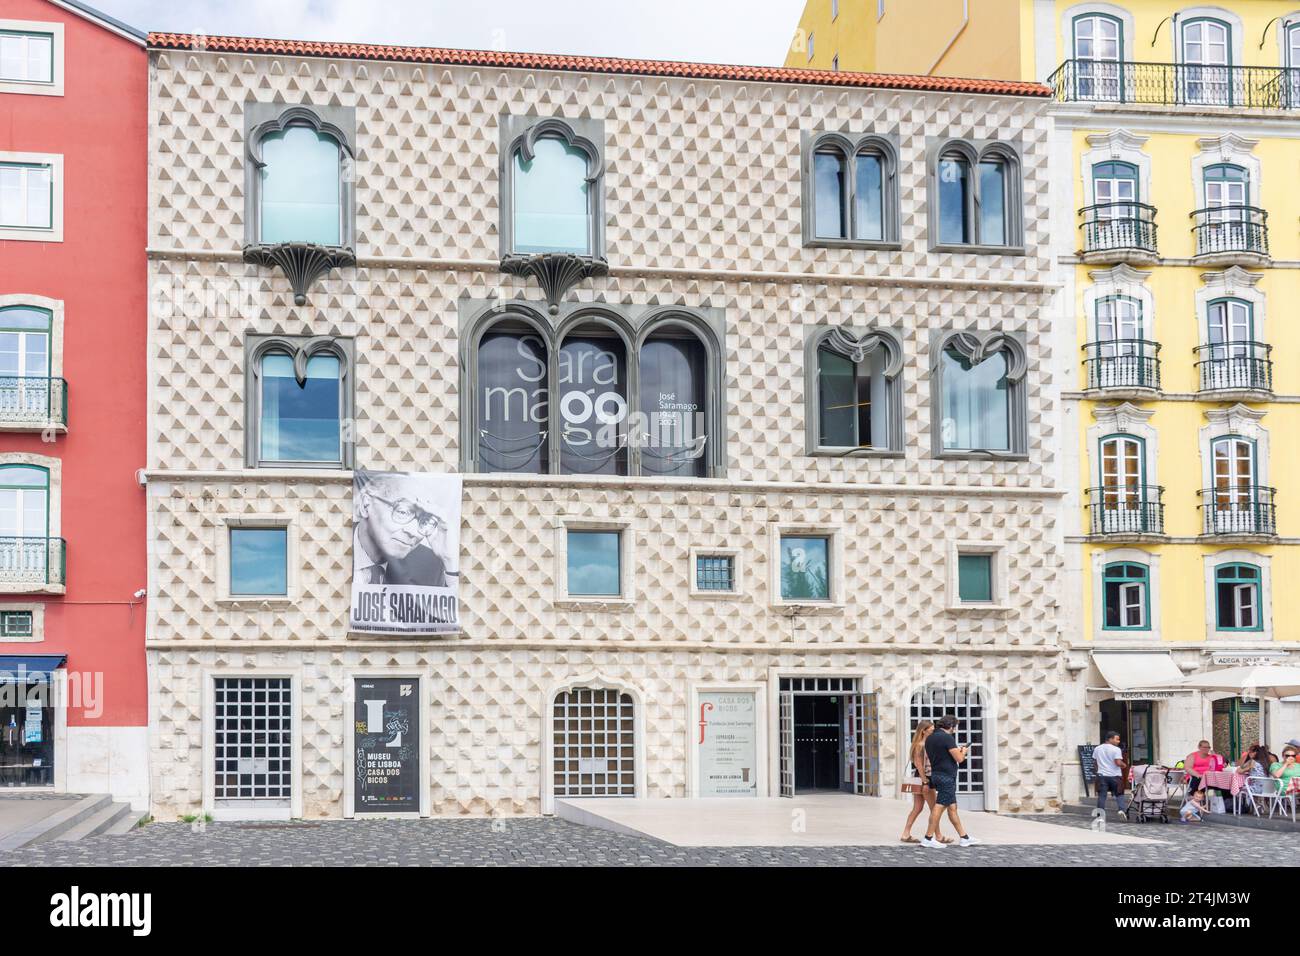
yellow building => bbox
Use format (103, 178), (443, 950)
(788, 0), (1300, 796)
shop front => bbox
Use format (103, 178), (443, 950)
(0, 655), (63, 789)
(1089, 651), (1196, 769)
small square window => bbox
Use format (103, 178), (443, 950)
(567, 530), (621, 597)
(230, 527), (288, 596)
(780, 535), (831, 601)
(957, 554), (993, 603)
(695, 555), (735, 592)
(0, 609), (33, 637)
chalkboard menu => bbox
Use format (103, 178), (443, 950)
(1078, 744), (1097, 793)
(354, 677), (420, 813)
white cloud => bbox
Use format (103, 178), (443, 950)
(91, 0), (807, 66)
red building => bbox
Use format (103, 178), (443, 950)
(0, 0), (147, 805)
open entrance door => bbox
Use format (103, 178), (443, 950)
(777, 676), (877, 797)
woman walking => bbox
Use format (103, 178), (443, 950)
(900, 720), (947, 844)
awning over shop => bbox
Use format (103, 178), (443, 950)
(1092, 652), (1183, 692)
(0, 655), (67, 683)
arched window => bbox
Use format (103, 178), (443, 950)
(1099, 434), (1149, 532)
(1181, 17), (1231, 105)
(931, 140), (1022, 250)
(1208, 435), (1260, 533)
(1215, 563), (1261, 630)
(804, 133), (899, 246)
(475, 321), (550, 475)
(1073, 13), (1123, 100)
(245, 335), (354, 469)
(0, 464), (49, 581)
(1103, 561), (1149, 630)
(502, 117), (605, 260)
(933, 331), (1027, 456)
(462, 306), (725, 478)
(0, 305), (51, 422)
(806, 327), (903, 454)
(245, 105), (355, 249)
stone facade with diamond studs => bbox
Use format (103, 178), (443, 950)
(143, 38), (1066, 820)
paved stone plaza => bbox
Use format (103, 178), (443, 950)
(0, 813), (1296, 867)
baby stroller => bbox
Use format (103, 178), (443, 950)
(1124, 765), (1170, 823)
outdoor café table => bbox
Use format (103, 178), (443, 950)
(1197, 770), (1247, 795)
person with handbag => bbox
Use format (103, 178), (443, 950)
(900, 720), (947, 844)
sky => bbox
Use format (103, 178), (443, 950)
(90, 0), (807, 67)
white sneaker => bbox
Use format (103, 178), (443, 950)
(959, 835), (980, 847)
(920, 836), (946, 848)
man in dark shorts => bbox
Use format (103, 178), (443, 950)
(921, 714), (979, 848)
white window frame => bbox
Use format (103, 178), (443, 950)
(1203, 549), (1272, 642)
(1091, 547), (1161, 641)
(769, 523), (844, 611)
(554, 518), (635, 608)
(945, 538), (1011, 611)
(0, 151), (62, 242)
(0, 601), (43, 642)
(688, 546), (744, 599)
(0, 20), (63, 97)
(216, 515), (300, 606)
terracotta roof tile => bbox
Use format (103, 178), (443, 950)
(146, 33), (1050, 98)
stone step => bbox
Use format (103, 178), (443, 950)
(2, 793), (111, 849)
(53, 800), (136, 842)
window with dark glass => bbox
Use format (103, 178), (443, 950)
(259, 351), (342, 465)
(938, 154), (971, 245)
(476, 325), (549, 474)
(779, 535), (830, 601)
(817, 345), (888, 449)
(1215, 563), (1260, 630)
(559, 330), (628, 476)
(639, 330), (707, 478)
(695, 554), (735, 592)
(804, 134), (896, 246)
(978, 159), (1008, 246)
(1103, 562), (1148, 629)
(932, 141), (1021, 249)
(0, 609), (32, 637)
(957, 553), (993, 603)
(229, 527), (288, 597)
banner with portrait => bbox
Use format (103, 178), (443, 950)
(349, 469), (461, 635)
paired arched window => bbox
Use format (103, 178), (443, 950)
(466, 307), (724, 478)
(932, 331), (1028, 456)
(931, 140), (1023, 249)
(1103, 561), (1149, 630)
(245, 104), (356, 249)
(245, 335), (355, 469)
(805, 327), (903, 453)
(502, 117), (605, 259)
(803, 133), (899, 246)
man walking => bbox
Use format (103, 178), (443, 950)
(1093, 731), (1127, 815)
(921, 714), (979, 848)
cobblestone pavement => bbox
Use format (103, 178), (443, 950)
(0, 811), (1297, 866)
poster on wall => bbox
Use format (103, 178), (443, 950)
(697, 691), (758, 797)
(349, 469), (461, 635)
(353, 677), (420, 813)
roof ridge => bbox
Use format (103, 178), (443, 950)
(145, 32), (1050, 98)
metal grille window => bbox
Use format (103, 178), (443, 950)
(779, 676), (859, 694)
(0, 609), (32, 636)
(909, 685), (986, 809)
(552, 687), (635, 798)
(695, 554), (735, 591)
(213, 677), (293, 802)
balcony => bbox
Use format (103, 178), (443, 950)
(1190, 208), (1270, 266)
(1081, 340), (1161, 398)
(1048, 59), (1300, 110)
(0, 537), (66, 593)
(1078, 203), (1158, 265)
(1086, 487), (1165, 540)
(1199, 487), (1277, 540)
(0, 377), (67, 431)
(1195, 343), (1273, 401)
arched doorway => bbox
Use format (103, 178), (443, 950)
(908, 684), (991, 811)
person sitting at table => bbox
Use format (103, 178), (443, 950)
(1239, 743), (1275, 778)
(1269, 745), (1300, 793)
(1183, 740), (1225, 795)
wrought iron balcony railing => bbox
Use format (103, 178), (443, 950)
(0, 376), (67, 427)
(1199, 487), (1277, 536)
(1195, 343), (1273, 394)
(1048, 59), (1300, 109)
(1079, 203), (1158, 256)
(0, 536), (66, 587)
(1086, 486), (1165, 537)
(1082, 340), (1161, 391)
(1191, 207), (1269, 258)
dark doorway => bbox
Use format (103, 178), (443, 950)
(794, 695), (843, 792)
(1099, 698), (1155, 766)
